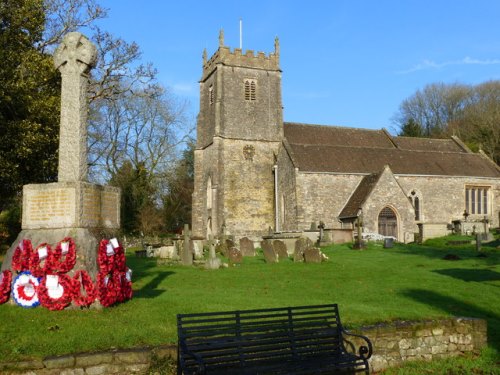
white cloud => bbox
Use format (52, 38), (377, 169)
(397, 56), (500, 74)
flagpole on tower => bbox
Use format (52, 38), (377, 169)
(239, 18), (243, 50)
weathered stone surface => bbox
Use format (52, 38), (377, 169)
(261, 240), (278, 263)
(228, 247), (242, 264)
(239, 237), (255, 256)
(60, 368), (85, 375)
(75, 352), (113, 367)
(54, 32), (96, 183)
(293, 237), (313, 262)
(43, 355), (75, 369)
(114, 349), (151, 364)
(85, 364), (111, 375)
(304, 248), (322, 263)
(273, 240), (288, 259)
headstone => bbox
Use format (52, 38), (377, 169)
(273, 240), (288, 259)
(181, 224), (193, 265)
(226, 239), (235, 249)
(239, 237), (255, 256)
(191, 240), (204, 260)
(205, 235), (221, 270)
(294, 237), (313, 262)
(228, 247), (242, 264)
(304, 248), (322, 263)
(158, 245), (176, 259)
(261, 240), (278, 263)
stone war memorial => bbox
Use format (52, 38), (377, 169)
(0, 32), (132, 310)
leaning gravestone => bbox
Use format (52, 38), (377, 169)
(261, 240), (278, 263)
(273, 240), (288, 260)
(1, 32), (122, 309)
(293, 237), (313, 262)
(239, 237), (255, 256)
(228, 247), (243, 265)
(304, 248), (322, 263)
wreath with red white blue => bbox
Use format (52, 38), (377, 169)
(0, 270), (12, 304)
(12, 271), (40, 308)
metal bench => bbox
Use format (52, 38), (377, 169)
(177, 304), (372, 374)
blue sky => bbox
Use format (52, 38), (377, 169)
(98, 0), (500, 133)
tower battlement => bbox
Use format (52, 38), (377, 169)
(202, 30), (280, 80)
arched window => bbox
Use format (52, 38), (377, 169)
(414, 197), (420, 221)
(244, 79), (256, 101)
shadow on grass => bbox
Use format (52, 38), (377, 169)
(402, 289), (500, 352)
(127, 255), (174, 299)
(433, 268), (500, 283)
(392, 244), (499, 266)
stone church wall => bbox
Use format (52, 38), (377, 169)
(396, 175), (500, 232)
(221, 139), (280, 239)
(295, 173), (363, 230)
(276, 144), (298, 231)
(361, 169), (416, 242)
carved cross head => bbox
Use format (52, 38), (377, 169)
(54, 32), (97, 75)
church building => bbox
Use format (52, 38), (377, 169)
(191, 32), (500, 242)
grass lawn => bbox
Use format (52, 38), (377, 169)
(0, 235), (499, 372)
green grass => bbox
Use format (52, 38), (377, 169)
(0, 235), (499, 372)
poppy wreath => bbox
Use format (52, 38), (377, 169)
(97, 271), (119, 307)
(119, 268), (133, 302)
(0, 270), (12, 304)
(12, 271), (40, 308)
(71, 270), (97, 307)
(11, 239), (33, 272)
(113, 243), (126, 272)
(97, 239), (116, 274)
(37, 274), (73, 311)
(50, 237), (76, 274)
(29, 243), (52, 278)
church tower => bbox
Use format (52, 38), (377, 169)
(192, 30), (283, 239)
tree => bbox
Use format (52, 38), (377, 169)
(0, 0), (60, 211)
(162, 142), (195, 232)
(398, 118), (425, 137)
(393, 82), (470, 137)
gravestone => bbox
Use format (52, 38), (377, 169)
(226, 239), (235, 249)
(293, 237), (313, 262)
(261, 240), (278, 263)
(181, 224), (193, 265)
(239, 237), (255, 256)
(205, 235), (221, 270)
(304, 248), (322, 263)
(273, 240), (288, 260)
(1, 33), (120, 287)
(228, 247), (242, 264)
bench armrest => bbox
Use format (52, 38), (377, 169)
(179, 340), (206, 374)
(341, 329), (373, 360)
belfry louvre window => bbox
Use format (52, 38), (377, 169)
(465, 186), (489, 215)
(244, 79), (256, 101)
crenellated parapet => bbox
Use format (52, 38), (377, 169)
(202, 31), (280, 80)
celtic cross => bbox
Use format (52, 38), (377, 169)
(53, 32), (97, 182)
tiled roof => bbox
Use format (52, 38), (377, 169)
(393, 136), (465, 153)
(338, 173), (381, 219)
(283, 123), (500, 178)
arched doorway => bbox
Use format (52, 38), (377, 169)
(378, 206), (397, 238)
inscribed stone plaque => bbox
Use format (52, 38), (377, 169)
(239, 237), (255, 256)
(304, 248), (322, 263)
(228, 247), (242, 264)
(273, 240), (288, 260)
(261, 240), (278, 263)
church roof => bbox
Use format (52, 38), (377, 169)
(338, 172), (382, 219)
(283, 122), (500, 178)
